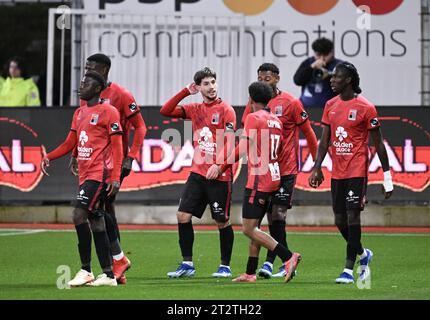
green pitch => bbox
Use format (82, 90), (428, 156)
(0, 229), (429, 300)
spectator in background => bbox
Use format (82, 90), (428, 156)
(293, 38), (342, 109)
(0, 57), (41, 107)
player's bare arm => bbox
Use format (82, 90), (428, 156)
(308, 124), (330, 188)
(68, 156), (78, 176)
(106, 133), (123, 197)
(41, 131), (78, 176)
(123, 113), (147, 177)
(370, 127), (393, 199)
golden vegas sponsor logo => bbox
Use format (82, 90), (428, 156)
(334, 126), (353, 155)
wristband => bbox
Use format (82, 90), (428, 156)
(383, 170), (393, 192)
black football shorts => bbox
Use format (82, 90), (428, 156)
(178, 172), (232, 223)
(269, 174), (296, 210)
(242, 188), (273, 220)
(74, 180), (108, 212)
(331, 177), (367, 212)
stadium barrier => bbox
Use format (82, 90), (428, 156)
(0, 106), (429, 225)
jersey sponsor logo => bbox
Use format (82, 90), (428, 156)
(300, 111), (309, 120)
(129, 103), (138, 112)
(211, 113), (220, 125)
(334, 126), (353, 155)
(79, 131), (89, 146)
(90, 114), (99, 125)
(335, 126), (348, 142)
(348, 109), (357, 121)
(370, 118), (379, 127)
(197, 126), (217, 154)
(111, 122), (120, 132)
(275, 105), (283, 116)
(77, 131), (93, 160)
(0, 118), (45, 192)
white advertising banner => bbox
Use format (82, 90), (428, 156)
(81, 0), (421, 106)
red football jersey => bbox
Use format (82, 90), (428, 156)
(321, 95), (380, 179)
(243, 109), (283, 193)
(243, 91), (309, 175)
(182, 98), (236, 182)
(80, 82), (141, 157)
(71, 102), (123, 185)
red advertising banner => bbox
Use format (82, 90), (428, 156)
(0, 117), (45, 192)
(295, 117), (430, 192)
(0, 107), (428, 204)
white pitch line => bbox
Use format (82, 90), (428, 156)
(0, 229), (45, 236)
(0, 229), (429, 237)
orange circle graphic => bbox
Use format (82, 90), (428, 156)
(287, 0), (339, 15)
(223, 0), (274, 16)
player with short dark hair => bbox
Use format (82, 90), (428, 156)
(309, 61), (393, 284)
(160, 67), (236, 278)
(242, 63), (318, 278)
(207, 81), (302, 283)
(41, 71), (123, 287)
(70, 53), (147, 284)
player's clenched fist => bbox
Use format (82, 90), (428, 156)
(206, 164), (221, 180)
(308, 168), (324, 188)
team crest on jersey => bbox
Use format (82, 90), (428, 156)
(90, 114), (99, 125)
(211, 113), (220, 125)
(129, 103), (138, 112)
(370, 118), (380, 127)
(275, 106), (283, 116)
(300, 111), (309, 120)
(110, 122), (120, 132)
(348, 109), (357, 121)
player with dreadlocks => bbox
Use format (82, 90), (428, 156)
(308, 61), (393, 284)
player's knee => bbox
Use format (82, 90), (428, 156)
(88, 215), (106, 232)
(72, 208), (88, 226)
(215, 219), (230, 229)
(347, 210), (361, 226)
(177, 211), (192, 223)
(242, 225), (254, 238)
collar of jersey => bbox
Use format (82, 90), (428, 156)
(203, 97), (222, 106)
